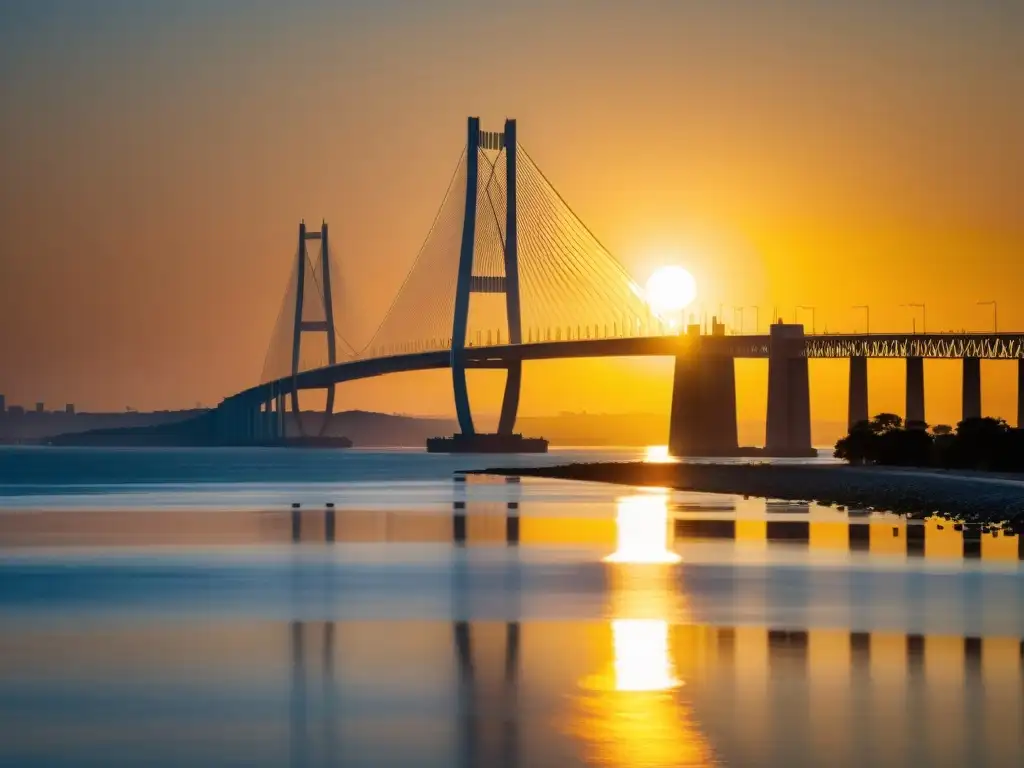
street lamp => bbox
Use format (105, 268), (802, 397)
(733, 306), (745, 334)
(978, 300), (997, 332)
(900, 303), (926, 334)
(852, 305), (869, 335)
(796, 305), (816, 334)
(748, 306), (760, 334)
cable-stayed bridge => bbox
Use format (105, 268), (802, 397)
(215, 117), (1024, 455)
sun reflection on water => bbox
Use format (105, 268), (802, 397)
(603, 493), (682, 564)
(566, 490), (714, 766)
(611, 619), (679, 692)
(643, 444), (677, 463)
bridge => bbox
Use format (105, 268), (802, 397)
(213, 117), (1024, 455)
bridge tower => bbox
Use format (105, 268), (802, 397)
(451, 117), (523, 436)
(289, 220), (338, 433)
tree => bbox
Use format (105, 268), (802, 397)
(869, 413), (903, 434)
(948, 417), (1010, 470)
(834, 420), (879, 464)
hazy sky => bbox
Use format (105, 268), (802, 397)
(1, 0), (1023, 428)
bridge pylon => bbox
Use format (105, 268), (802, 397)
(289, 220), (338, 437)
(451, 117), (523, 436)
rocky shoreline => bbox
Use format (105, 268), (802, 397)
(472, 462), (1024, 527)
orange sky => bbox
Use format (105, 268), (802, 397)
(1, 1), (1022, 429)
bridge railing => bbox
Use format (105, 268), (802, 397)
(804, 333), (1024, 359)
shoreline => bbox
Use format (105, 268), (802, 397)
(472, 462), (1024, 527)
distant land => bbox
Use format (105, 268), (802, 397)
(2, 408), (850, 448)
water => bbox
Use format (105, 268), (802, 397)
(0, 447), (1022, 766)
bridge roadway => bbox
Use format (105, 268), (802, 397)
(235, 331), (1024, 403)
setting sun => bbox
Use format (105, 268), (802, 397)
(644, 266), (697, 317)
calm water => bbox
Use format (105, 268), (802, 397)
(0, 447), (1022, 767)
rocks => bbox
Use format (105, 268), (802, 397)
(474, 462), (1024, 525)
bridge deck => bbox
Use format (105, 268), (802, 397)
(232, 332), (1024, 403)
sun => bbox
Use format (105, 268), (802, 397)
(645, 266), (697, 316)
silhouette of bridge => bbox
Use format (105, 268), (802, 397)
(213, 117), (1024, 454)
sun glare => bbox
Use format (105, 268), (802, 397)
(645, 266), (697, 316)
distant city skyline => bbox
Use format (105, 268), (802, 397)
(1, 1), (1022, 426)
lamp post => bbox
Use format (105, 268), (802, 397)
(978, 300), (997, 332)
(796, 305), (816, 334)
(900, 303), (926, 334)
(852, 305), (869, 335)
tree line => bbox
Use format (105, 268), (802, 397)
(835, 414), (1024, 472)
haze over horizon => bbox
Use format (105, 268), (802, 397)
(2, 1), (1022, 429)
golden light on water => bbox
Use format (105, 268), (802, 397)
(643, 444), (675, 463)
(567, 511), (714, 767)
(603, 493), (682, 564)
(611, 619), (679, 692)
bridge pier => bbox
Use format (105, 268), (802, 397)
(669, 321), (737, 456)
(906, 356), (925, 426)
(497, 361), (522, 435)
(261, 398), (277, 442)
(668, 353), (738, 456)
(216, 397), (243, 445)
(848, 356), (868, 428)
(963, 356), (981, 421)
(1018, 360), (1024, 428)
(213, 394), (285, 446)
(766, 323), (813, 455)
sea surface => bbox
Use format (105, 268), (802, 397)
(0, 446), (1022, 767)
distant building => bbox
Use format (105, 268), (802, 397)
(35, 402), (44, 413)
(65, 404), (75, 415)
(8, 405), (24, 416)
(0, 394), (5, 413)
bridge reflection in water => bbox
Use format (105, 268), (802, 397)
(1, 482), (1023, 765)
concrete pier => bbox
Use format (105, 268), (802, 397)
(1018, 360), (1024, 429)
(668, 321), (738, 456)
(848, 356), (868, 428)
(963, 357), (981, 421)
(668, 355), (738, 456)
(765, 323), (812, 455)
(906, 356), (925, 426)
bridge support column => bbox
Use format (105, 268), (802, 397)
(668, 355), (737, 456)
(219, 399), (240, 446)
(497, 118), (522, 436)
(266, 397), (277, 442)
(212, 402), (226, 445)
(669, 356), (699, 456)
(498, 361), (522, 435)
(963, 356), (981, 421)
(260, 400), (269, 442)
(848, 356), (868, 428)
(1017, 359), (1024, 429)
(276, 391), (286, 439)
(906, 356), (925, 426)
(450, 117), (481, 436)
(766, 323), (812, 455)
(244, 401), (255, 443)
